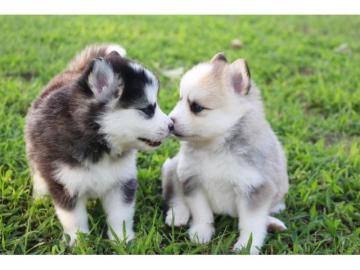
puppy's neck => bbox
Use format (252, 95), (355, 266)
(182, 132), (234, 153)
(108, 140), (136, 158)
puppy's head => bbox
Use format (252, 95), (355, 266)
(170, 53), (253, 142)
(80, 51), (173, 151)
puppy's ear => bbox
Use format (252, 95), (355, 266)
(88, 58), (121, 102)
(210, 52), (228, 63)
(229, 59), (251, 95)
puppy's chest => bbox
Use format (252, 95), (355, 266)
(179, 149), (265, 215)
(179, 151), (243, 216)
(180, 150), (242, 184)
(55, 151), (137, 197)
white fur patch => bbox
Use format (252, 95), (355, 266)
(106, 45), (127, 57)
(180, 63), (213, 97)
(145, 80), (158, 104)
(128, 62), (143, 72)
(271, 201), (286, 214)
(54, 151), (137, 198)
(145, 68), (159, 105)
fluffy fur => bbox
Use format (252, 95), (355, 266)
(25, 44), (173, 244)
(162, 53), (289, 254)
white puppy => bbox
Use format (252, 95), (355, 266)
(162, 53), (289, 254)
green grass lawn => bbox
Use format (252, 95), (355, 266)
(0, 16), (359, 255)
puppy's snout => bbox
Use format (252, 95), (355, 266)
(169, 117), (177, 133)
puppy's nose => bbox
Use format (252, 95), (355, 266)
(168, 122), (174, 132)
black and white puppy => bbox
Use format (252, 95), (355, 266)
(25, 44), (173, 244)
(162, 53), (289, 254)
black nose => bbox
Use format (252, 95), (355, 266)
(168, 122), (174, 132)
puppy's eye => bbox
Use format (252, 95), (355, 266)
(190, 102), (205, 114)
(139, 104), (156, 118)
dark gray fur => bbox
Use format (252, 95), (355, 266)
(163, 179), (174, 208)
(182, 177), (198, 196)
(121, 179), (138, 204)
(247, 183), (274, 210)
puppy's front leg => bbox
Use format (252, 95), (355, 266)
(101, 179), (137, 242)
(234, 193), (270, 255)
(183, 178), (214, 244)
(55, 198), (89, 246)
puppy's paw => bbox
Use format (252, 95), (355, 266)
(63, 229), (89, 247)
(108, 228), (135, 243)
(188, 223), (214, 244)
(165, 206), (190, 227)
(63, 233), (77, 247)
(233, 238), (260, 255)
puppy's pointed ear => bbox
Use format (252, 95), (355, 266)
(230, 59), (251, 95)
(210, 52), (228, 63)
(88, 58), (120, 102)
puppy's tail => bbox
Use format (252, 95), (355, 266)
(267, 201), (287, 233)
(67, 43), (127, 73)
(267, 216), (287, 232)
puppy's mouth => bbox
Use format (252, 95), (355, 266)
(172, 130), (196, 140)
(173, 131), (184, 138)
(138, 137), (162, 147)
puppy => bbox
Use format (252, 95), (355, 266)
(162, 53), (289, 254)
(25, 44), (173, 244)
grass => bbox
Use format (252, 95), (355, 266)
(0, 16), (359, 255)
